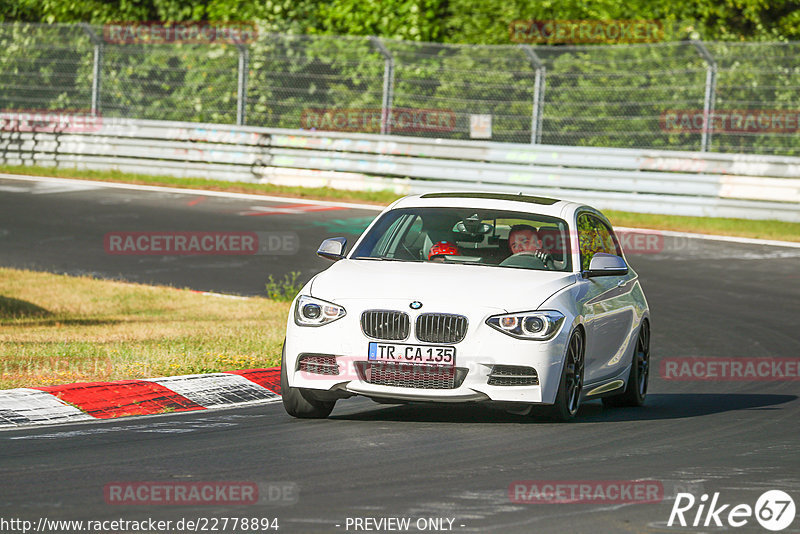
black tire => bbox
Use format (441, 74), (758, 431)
(603, 320), (649, 408)
(280, 345), (335, 419)
(548, 328), (585, 422)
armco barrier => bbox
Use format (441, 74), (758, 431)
(1, 118), (798, 221)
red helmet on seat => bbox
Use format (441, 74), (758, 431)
(428, 241), (459, 261)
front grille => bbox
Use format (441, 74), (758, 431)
(298, 354), (339, 375)
(355, 362), (467, 389)
(488, 365), (539, 386)
(361, 310), (410, 340)
(415, 313), (468, 344)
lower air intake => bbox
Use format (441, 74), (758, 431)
(488, 365), (539, 386)
(356, 362), (467, 389)
(298, 354), (339, 375)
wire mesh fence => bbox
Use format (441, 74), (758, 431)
(1, 22), (799, 155)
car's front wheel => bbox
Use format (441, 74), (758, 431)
(280, 345), (336, 419)
(548, 328), (584, 422)
(603, 319), (649, 408)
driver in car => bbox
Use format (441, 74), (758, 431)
(508, 224), (554, 268)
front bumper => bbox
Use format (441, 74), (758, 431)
(284, 299), (571, 405)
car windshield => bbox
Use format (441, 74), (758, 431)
(350, 207), (572, 271)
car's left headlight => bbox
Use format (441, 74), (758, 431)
(486, 310), (565, 340)
(294, 295), (346, 327)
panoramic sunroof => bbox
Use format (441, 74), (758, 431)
(420, 192), (560, 205)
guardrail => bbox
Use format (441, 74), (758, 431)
(1, 117), (798, 221)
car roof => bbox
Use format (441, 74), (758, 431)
(389, 191), (587, 222)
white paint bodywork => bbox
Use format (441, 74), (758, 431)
(284, 193), (649, 407)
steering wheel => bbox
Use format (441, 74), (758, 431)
(536, 250), (555, 269)
(514, 250), (554, 270)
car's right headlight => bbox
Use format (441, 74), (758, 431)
(294, 295), (346, 327)
(486, 310), (565, 340)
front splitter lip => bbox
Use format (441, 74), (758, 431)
(344, 382), (489, 403)
(295, 372), (546, 403)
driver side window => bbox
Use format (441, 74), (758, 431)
(577, 214), (620, 270)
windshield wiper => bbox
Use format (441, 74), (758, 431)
(352, 256), (414, 262)
(443, 260), (491, 267)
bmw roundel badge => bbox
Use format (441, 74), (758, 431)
(410, 301), (423, 310)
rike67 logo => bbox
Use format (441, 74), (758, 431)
(668, 490), (796, 531)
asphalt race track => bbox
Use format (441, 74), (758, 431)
(0, 176), (381, 294)
(1, 175), (799, 533)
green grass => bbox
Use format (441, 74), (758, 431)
(0, 268), (289, 390)
(602, 210), (800, 243)
(265, 271), (304, 302)
(1, 163), (798, 242)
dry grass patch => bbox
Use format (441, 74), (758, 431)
(0, 268), (289, 389)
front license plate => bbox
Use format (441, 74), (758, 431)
(368, 342), (456, 366)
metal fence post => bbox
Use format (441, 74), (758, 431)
(691, 40), (717, 152)
(236, 44), (249, 126)
(80, 24), (103, 116)
(522, 45), (546, 144)
(369, 36), (394, 135)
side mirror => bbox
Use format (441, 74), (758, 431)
(317, 237), (347, 261)
(584, 253), (628, 278)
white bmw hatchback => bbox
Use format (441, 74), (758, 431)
(282, 192), (650, 421)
